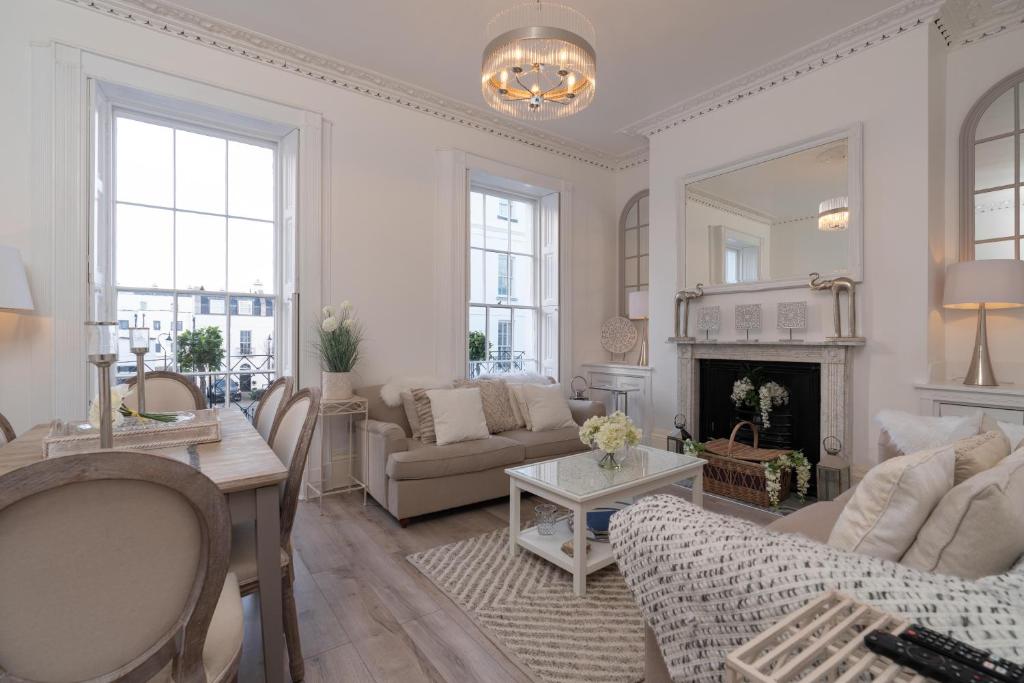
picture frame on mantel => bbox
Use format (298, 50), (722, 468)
(677, 123), (864, 295)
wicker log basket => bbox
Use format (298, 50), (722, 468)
(698, 421), (792, 507)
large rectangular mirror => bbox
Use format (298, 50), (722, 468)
(682, 125), (862, 292)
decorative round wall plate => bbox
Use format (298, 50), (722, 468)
(600, 316), (638, 354)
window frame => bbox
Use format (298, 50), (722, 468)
(468, 183), (542, 377)
(106, 106), (283, 411)
(959, 66), (1024, 261)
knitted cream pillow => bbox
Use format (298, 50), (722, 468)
(951, 430), (1009, 485)
(828, 445), (955, 561)
(901, 449), (1024, 579)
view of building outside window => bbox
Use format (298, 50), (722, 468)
(112, 114), (278, 415)
(468, 188), (538, 377)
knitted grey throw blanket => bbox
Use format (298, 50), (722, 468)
(610, 495), (1024, 682)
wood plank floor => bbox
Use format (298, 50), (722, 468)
(238, 488), (780, 683)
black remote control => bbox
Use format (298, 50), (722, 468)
(864, 631), (999, 682)
(900, 625), (1024, 683)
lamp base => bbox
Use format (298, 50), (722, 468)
(964, 304), (998, 386)
(636, 319), (649, 366)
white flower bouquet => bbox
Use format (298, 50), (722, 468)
(580, 412), (643, 469)
(731, 372), (789, 428)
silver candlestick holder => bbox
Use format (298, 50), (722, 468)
(86, 321), (118, 448)
(129, 326), (150, 414)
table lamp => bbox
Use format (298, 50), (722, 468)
(628, 290), (649, 366)
(943, 259), (1024, 386)
(0, 246), (34, 312)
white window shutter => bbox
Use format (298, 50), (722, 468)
(89, 79), (114, 324)
(540, 192), (559, 380)
(278, 128), (299, 380)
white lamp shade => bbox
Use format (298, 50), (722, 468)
(628, 290), (649, 319)
(0, 246), (34, 311)
(943, 259), (1024, 310)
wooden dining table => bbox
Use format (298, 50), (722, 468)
(0, 407), (288, 683)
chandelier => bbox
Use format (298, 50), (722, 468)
(481, 2), (597, 120)
(818, 196), (849, 231)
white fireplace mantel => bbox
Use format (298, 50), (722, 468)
(671, 338), (865, 464)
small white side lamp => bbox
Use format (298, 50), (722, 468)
(628, 290), (649, 366)
(0, 246), (34, 312)
(943, 259), (1024, 386)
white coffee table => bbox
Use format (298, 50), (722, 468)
(506, 445), (705, 596)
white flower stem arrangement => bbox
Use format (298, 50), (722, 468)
(579, 411), (643, 470)
(316, 301), (363, 400)
(763, 450), (811, 508)
(731, 372), (789, 428)
(88, 384), (177, 429)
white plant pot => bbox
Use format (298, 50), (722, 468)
(322, 371), (354, 400)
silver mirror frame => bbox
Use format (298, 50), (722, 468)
(677, 123), (864, 294)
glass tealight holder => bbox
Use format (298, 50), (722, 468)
(128, 326), (150, 355)
(534, 503), (559, 536)
(129, 326), (150, 413)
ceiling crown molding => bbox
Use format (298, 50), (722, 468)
(686, 189), (778, 225)
(620, 0), (945, 138)
(936, 0), (1024, 46)
(59, 0), (641, 171)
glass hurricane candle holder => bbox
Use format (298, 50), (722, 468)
(129, 326), (150, 413)
(86, 321), (118, 448)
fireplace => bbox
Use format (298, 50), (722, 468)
(698, 359), (821, 494)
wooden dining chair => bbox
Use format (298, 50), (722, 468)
(253, 376), (294, 443)
(0, 412), (14, 445)
(230, 387), (321, 682)
(124, 370), (208, 412)
(0, 450), (243, 683)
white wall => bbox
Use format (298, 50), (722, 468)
(769, 217), (849, 280)
(647, 26), (944, 471)
(942, 28), (1024, 384)
(0, 0), (619, 432)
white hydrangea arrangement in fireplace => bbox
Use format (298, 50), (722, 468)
(730, 373), (790, 428)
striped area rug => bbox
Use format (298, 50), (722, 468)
(407, 529), (643, 683)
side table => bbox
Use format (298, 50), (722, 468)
(306, 395), (369, 513)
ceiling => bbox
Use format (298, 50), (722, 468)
(168, 0), (906, 157)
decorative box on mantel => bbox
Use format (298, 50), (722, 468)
(581, 362), (653, 445)
(669, 338), (864, 468)
(914, 382), (1024, 425)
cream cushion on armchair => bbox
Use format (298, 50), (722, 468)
(828, 445), (955, 560)
(902, 449), (1024, 579)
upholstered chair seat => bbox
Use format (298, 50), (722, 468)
(229, 521), (291, 588)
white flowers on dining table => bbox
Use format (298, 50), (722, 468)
(88, 384), (131, 429)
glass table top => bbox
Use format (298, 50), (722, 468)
(506, 445), (704, 501)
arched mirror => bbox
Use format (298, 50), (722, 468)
(960, 68), (1024, 260)
(620, 190), (649, 315)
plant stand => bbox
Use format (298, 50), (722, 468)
(306, 396), (369, 514)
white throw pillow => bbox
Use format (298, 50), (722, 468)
(520, 383), (576, 432)
(827, 445), (956, 561)
(874, 410), (982, 457)
(901, 449), (1024, 579)
(425, 388), (489, 446)
(998, 421), (1024, 451)
(508, 384), (531, 430)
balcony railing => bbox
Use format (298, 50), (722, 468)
(468, 357), (538, 378)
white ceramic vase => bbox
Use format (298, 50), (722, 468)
(322, 371), (353, 400)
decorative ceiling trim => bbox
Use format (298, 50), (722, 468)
(936, 0), (1024, 47)
(58, 0), (650, 171)
(620, 0), (945, 138)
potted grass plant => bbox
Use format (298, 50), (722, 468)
(316, 301), (363, 400)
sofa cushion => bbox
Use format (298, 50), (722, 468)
(501, 426), (586, 460)
(952, 430), (1010, 484)
(901, 449), (1024, 579)
(387, 435), (524, 480)
(766, 499), (846, 544)
(828, 445), (955, 561)
(453, 379), (519, 433)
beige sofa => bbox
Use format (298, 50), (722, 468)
(357, 385), (606, 525)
